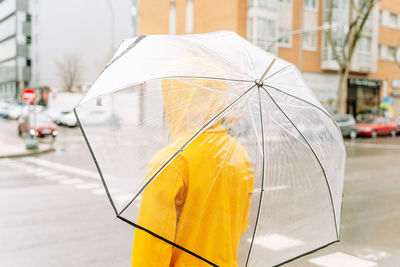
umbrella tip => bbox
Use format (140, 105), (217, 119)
(256, 58), (277, 87)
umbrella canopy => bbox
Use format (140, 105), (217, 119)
(75, 31), (345, 266)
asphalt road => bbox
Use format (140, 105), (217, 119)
(0, 119), (399, 266)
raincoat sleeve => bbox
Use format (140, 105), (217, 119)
(132, 153), (188, 267)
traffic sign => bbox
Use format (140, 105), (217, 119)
(22, 88), (37, 104)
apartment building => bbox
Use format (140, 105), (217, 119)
(138, 0), (400, 117)
(0, 0), (138, 102)
(0, 0), (31, 102)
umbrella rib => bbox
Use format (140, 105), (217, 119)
(261, 87), (339, 239)
(117, 215), (218, 266)
(73, 108), (119, 215)
(105, 35), (146, 69)
(273, 240), (339, 267)
(262, 63), (292, 82)
(263, 84), (343, 137)
(118, 84), (257, 216)
(245, 87), (267, 266)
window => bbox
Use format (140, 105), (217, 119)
(303, 32), (317, 50)
(278, 28), (292, 47)
(247, 17), (253, 40)
(357, 37), (371, 66)
(257, 18), (275, 40)
(278, 0), (291, 3)
(258, 0), (276, 8)
(358, 36), (371, 51)
(388, 46), (397, 61)
(389, 12), (398, 27)
(304, 0), (317, 10)
(378, 44), (383, 59)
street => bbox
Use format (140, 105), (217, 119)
(1, 118), (400, 266)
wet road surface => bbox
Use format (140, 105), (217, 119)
(0, 119), (399, 266)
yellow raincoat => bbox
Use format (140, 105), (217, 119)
(132, 76), (254, 267)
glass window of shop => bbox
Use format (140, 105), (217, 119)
(347, 79), (381, 118)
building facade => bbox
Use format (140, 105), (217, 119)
(0, 0), (31, 102)
(138, 0), (400, 118)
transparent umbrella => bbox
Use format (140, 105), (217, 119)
(74, 31), (345, 267)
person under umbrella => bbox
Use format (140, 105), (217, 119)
(132, 74), (255, 266)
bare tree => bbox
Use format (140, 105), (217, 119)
(56, 53), (83, 92)
(326, 0), (378, 114)
(392, 38), (400, 69)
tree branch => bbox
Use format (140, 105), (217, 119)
(326, 0), (345, 70)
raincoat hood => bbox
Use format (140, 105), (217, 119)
(162, 58), (228, 141)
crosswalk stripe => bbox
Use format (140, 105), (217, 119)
(75, 183), (100, 190)
(309, 252), (377, 267)
(59, 178), (83, 185)
(46, 175), (69, 181)
(23, 158), (101, 179)
(35, 171), (57, 177)
(91, 189), (107, 195)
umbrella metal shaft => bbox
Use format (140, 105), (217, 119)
(256, 58), (277, 87)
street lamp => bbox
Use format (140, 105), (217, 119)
(103, 0), (116, 53)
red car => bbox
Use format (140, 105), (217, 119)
(356, 116), (398, 138)
(18, 112), (58, 138)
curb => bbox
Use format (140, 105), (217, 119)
(0, 145), (55, 159)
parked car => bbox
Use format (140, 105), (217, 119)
(356, 116), (398, 138)
(58, 111), (79, 127)
(18, 112), (57, 138)
(397, 117), (400, 135)
(7, 104), (24, 119)
(0, 102), (10, 118)
(333, 114), (357, 139)
(44, 108), (71, 124)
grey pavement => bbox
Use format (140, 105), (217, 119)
(0, 118), (400, 266)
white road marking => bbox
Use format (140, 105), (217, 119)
(46, 175), (69, 181)
(59, 178), (83, 185)
(252, 185), (288, 195)
(75, 183), (100, 190)
(113, 194), (132, 202)
(309, 252), (377, 267)
(91, 189), (107, 195)
(344, 142), (400, 150)
(17, 166), (39, 172)
(35, 171), (57, 177)
(28, 168), (46, 173)
(23, 158), (101, 179)
(265, 185), (288, 191)
(353, 248), (391, 261)
(249, 234), (304, 251)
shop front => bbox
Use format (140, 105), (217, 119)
(347, 77), (382, 120)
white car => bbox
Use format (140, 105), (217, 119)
(59, 111), (78, 127)
(7, 104), (24, 119)
(44, 108), (71, 124)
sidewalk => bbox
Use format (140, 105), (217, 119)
(0, 136), (54, 158)
(0, 119), (54, 158)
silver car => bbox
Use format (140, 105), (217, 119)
(333, 114), (357, 139)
